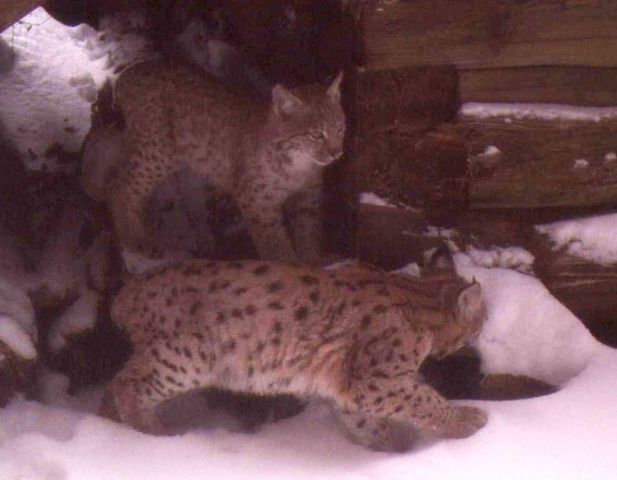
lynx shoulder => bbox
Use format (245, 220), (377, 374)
(104, 60), (344, 264)
(104, 256), (487, 452)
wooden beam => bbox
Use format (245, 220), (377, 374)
(352, 66), (467, 217)
(535, 251), (617, 347)
(457, 111), (617, 209)
(460, 67), (617, 107)
(0, 0), (41, 33)
(357, 203), (436, 270)
(363, 0), (617, 71)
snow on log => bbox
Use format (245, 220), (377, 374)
(458, 104), (617, 210)
(352, 67), (469, 221)
(362, 0), (617, 71)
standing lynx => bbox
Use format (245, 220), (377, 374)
(108, 61), (344, 264)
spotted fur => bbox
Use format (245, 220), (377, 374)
(108, 60), (344, 263)
(104, 258), (487, 451)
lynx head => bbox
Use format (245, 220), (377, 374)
(395, 247), (487, 358)
(269, 72), (345, 168)
(433, 279), (486, 357)
(423, 248), (486, 357)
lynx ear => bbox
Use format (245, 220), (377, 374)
(272, 85), (305, 117)
(327, 71), (343, 102)
(456, 282), (484, 320)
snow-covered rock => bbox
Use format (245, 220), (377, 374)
(48, 289), (100, 352)
(0, 238), (36, 362)
(455, 254), (599, 386)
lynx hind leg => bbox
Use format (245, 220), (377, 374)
(105, 351), (183, 435)
(336, 408), (418, 452)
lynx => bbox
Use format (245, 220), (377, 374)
(103, 255), (487, 452)
(107, 60), (344, 264)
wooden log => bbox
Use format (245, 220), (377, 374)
(457, 109), (617, 210)
(356, 202), (438, 270)
(534, 249), (617, 348)
(362, 0), (617, 71)
(356, 203), (617, 346)
(0, 0), (41, 32)
(352, 66), (468, 218)
(460, 66), (617, 107)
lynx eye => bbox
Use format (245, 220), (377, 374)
(309, 130), (326, 141)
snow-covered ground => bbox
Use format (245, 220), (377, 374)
(1, 244), (615, 480)
(1, 346), (615, 480)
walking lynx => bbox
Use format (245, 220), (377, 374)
(103, 254), (488, 452)
(107, 60), (344, 263)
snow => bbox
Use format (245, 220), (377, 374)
(572, 158), (589, 170)
(463, 245), (535, 274)
(604, 151), (617, 164)
(48, 289), (100, 351)
(462, 102), (617, 122)
(0, 343), (615, 479)
(0, 270), (36, 361)
(536, 213), (617, 266)
(399, 253), (599, 386)
(358, 192), (396, 208)
(459, 262), (598, 385)
(0, 9), (108, 172)
(0, 316), (36, 360)
(480, 145), (501, 156)
(121, 250), (192, 276)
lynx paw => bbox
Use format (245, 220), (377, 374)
(443, 405), (488, 439)
(338, 410), (418, 452)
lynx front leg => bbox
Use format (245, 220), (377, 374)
(348, 376), (487, 441)
(286, 188), (323, 265)
(109, 147), (179, 255)
(235, 194), (297, 263)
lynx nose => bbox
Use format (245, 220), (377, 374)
(327, 142), (343, 160)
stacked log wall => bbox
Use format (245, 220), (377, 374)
(355, 0), (617, 346)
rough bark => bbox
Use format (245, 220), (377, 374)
(352, 66), (468, 221)
(460, 66), (617, 107)
(458, 112), (617, 210)
(362, 0), (617, 71)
